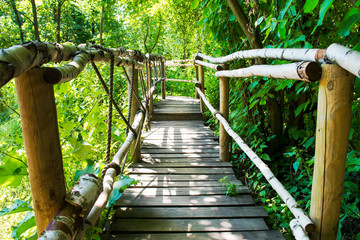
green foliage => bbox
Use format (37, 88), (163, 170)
(107, 176), (139, 207)
(219, 176), (238, 196)
(10, 212), (36, 240)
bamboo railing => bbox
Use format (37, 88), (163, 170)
(189, 43), (358, 240)
(0, 41), (166, 239)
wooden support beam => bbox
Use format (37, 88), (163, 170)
(147, 62), (154, 115)
(219, 64), (230, 162)
(195, 63), (199, 98)
(310, 64), (354, 240)
(15, 68), (66, 234)
(199, 64), (205, 118)
(161, 60), (166, 99)
(128, 67), (141, 163)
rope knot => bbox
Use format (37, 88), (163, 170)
(102, 162), (121, 178)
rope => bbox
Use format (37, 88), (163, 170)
(126, 64), (135, 134)
(101, 162), (121, 178)
(122, 66), (146, 111)
(91, 62), (137, 137)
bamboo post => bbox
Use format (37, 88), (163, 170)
(161, 59), (166, 99)
(199, 64), (205, 118)
(219, 64), (230, 162)
(15, 68), (66, 234)
(128, 67), (141, 163)
(310, 64), (354, 240)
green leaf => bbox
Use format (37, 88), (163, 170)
(0, 199), (32, 217)
(11, 212), (36, 240)
(295, 101), (309, 117)
(316, 0), (334, 27)
(293, 159), (300, 173)
(229, 13), (235, 22)
(346, 158), (360, 172)
(304, 0), (319, 13)
(248, 80), (259, 92)
(262, 154), (271, 161)
(304, 137), (314, 149)
(338, 7), (360, 37)
(74, 164), (100, 181)
(279, 0), (294, 20)
(0, 158), (28, 187)
(190, 0), (199, 9)
(107, 176), (139, 207)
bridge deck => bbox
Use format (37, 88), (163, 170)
(104, 96), (284, 239)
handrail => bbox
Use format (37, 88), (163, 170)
(191, 43), (358, 240)
(194, 48), (327, 64)
(194, 81), (314, 233)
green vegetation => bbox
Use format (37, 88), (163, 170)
(0, 0), (360, 239)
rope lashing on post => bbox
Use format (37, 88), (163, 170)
(101, 162), (121, 178)
(90, 62), (137, 137)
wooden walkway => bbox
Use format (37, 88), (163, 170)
(104, 96), (284, 239)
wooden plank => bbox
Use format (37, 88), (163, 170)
(141, 148), (219, 154)
(141, 144), (219, 149)
(141, 153), (220, 158)
(102, 231), (284, 240)
(115, 195), (254, 207)
(143, 139), (218, 144)
(115, 206), (266, 218)
(131, 162), (231, 168)
(109, 218), (267, 232)
(123, 186), (250, 196)
(127, 167), (234, 175)
(141, 158), (221, 163)
(153, 113), (203, 121)
(128, 174), (236, 181)
(144, 135), (218, 140)
(130, 180), (242, 188)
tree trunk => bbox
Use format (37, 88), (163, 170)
(30, 0), (40, 41)
(8, 0), (24, 42)
(56, 1), (62, 43)
(226, 0), (283, 152)
(99, 4), (104, 46)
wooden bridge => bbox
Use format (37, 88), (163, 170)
(103, 96), (284, 239)
(1, 41), (358, 240)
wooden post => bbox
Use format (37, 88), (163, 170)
(147, 62), (154, 115)
(161, 59), (166, 99)
(195, 63), (199, 98)
(310, 64), (354, 240)
(219, 64), (230, 162)
(128, 67), (141, 163)
(15, 68), (66, 235)
(199, 64), (205, 118)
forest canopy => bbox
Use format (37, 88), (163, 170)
(0, 0), (360, 239)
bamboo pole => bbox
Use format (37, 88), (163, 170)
(161, 60), (166, 99)
(310, 64), (354, 240)
(15, 68), (66, 234)
(166, 78), (192, 83)
(0, 41), (145, 88)
(195, 59), (223, 71)
(165, 63), (193, 67)
(194, 48), (326, 64)
(38, 174), (101, 239)
(219, 64), (230, 162)
(128, 67), (141, 163)
(290, 219), (310, 240)
(215, 62), (322, 82)
(199, 64), (205, 118)
(326, 43), (360, 78)
(195, 85), (315, 232)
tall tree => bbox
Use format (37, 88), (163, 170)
(30, 0), (40, 40)
(6, 0), (24, 42)
(55, 0), (66, 42)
